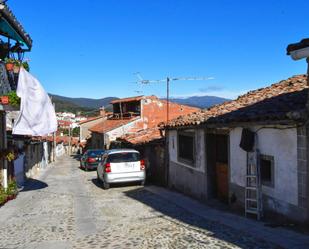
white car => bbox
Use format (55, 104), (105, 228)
(97, 149), (146, 189)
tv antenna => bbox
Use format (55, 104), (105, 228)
(133, 72), (214, 124)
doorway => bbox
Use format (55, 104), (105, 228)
(206, 132), (229, 203)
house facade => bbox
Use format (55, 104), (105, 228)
(89, 95), (199, 149)
(166, 75), (309, 223)
(79, 116), (105, 142)
(0, 2), (32, 188)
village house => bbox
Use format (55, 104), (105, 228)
(165, 74), (309, 223)
(79, 114), (105, 143)
(0, 3), (33, 188)
(89, 95), (199, 149)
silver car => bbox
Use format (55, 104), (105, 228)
(97, 149), (146, 189)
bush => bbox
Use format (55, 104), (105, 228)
(0, 180), (18, 206)
(6, 180), (17, 195)
(0, 187), (7, 205)
(6, 91), (20, 107)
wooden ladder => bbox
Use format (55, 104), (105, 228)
(245, 151), (263, 220)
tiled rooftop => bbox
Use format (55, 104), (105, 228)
(89, 117), (138, 134)
(119, 127), (163, 145)
(165, 75), (308, 128)
(79, 116), (102, 125)
(0, 3), (32, 49)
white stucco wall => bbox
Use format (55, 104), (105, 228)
(230, 126), (298, 206)
(169, 129), (206, 173)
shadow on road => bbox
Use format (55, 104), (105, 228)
(71, 154), (81, 161)
(20, 178), (48, 192)
(91, 178), (102, 188)
(123, 188), (274, 248)
(91, 178), (142, 190)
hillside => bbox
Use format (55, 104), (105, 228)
(169, 96), (230, 109)
(49, 94), (229, 114)
(50, 97), (93, 114)
(50, 94), (118, 109)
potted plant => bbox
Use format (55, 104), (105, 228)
(7, 91), (20, 107)
(0, 95), (9, 105)
(4, 58), (15, 71)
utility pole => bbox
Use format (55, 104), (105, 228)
(53, 103), (56, 162)
(134, 73), (214, 185)
(68, 124), (71, 155)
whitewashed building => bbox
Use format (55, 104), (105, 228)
(166, 75), (309, 223)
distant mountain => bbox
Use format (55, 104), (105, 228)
(50, 94), (118, 109)
(49, 94), (118, 114)
(169, 96), (230, 109)
(50, 97), (92, 114)
(49, 94), (229, 114)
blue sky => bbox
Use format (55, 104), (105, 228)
(9, 0), (309, 99)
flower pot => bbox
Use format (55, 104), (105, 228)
(0, 96), (9, 105)
(13, 65), (20, 74)
(5, 63), (14, 71)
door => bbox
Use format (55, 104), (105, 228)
(215, 134), (229, 202)
(206, 132), (229, 202)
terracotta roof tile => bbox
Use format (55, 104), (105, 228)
(119, 127), (163, 145)
(166, 75), (308, 128)
(89, 117), (138, 134)
(79, 116), (102, 124)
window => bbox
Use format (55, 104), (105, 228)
(107, 152), (140, 163)
(178, 131), (195, 166)
(260, 154), (274, 187)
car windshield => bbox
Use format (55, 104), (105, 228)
(108, 152), (140, 163)
(87, 150), (104, 157)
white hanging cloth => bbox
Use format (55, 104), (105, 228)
(13, 67), (57, 136)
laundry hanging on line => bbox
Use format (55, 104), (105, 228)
(12, 67), (57, 136)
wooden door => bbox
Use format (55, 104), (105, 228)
(215, 134), (229, 202)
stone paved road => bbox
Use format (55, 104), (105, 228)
(0, 155), (280, 249)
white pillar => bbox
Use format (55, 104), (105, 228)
(2, 111), (7, 189)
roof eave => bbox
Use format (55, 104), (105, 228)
(0, 3), (32, 50)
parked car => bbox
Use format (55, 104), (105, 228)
(80, 149), (105, 171)
(97, 149), (146, 189)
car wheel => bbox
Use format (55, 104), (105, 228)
(140, 180), (145, 186)
(84, 166), (88, 171)
(103, 182), (110, 190)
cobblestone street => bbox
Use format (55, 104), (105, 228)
(0, 155), (294, 248)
